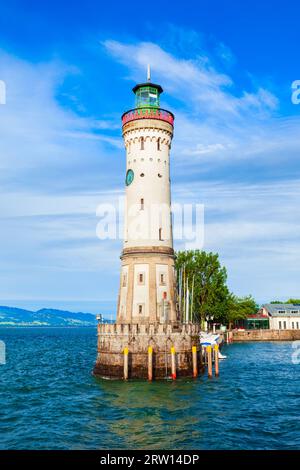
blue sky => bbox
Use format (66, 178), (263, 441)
(0, 0), (300, 314)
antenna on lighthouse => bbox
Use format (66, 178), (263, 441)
(147, 64), (151, 82)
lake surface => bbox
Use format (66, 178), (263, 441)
(0, 327), (299, 450)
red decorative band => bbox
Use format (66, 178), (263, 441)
(122, 108), (174, 126)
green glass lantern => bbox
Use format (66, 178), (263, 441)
(132, 83), (163, 109)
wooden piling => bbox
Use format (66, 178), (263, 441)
(214, 344), (219, 377)
(207, 345), (212, 378)
(192, 346), (198, 377)
(148, 346), (153, 381)
(171, 346), (176, 379)
(123, 347), (129, 380)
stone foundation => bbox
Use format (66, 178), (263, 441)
(93, 323), (202, 380)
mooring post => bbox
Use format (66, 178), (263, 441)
(124, 347), (129, 380)
(207, 345), (212, 378)
(171, 346), (176, 380)
(214, 344), (219, 377)
(148, 346), (153, 381)
(192, 346), (198, 377)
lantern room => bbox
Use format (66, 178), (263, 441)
(132, 82), (163, 109)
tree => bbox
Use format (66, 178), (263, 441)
(175, 250), (229, 325)
(226, 294), (258, 328)
(287, 299), (300, 304)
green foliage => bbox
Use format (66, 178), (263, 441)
(270, 299), (300, 304)
(175, 250), (229, 323)
(226, 294), (258, 323)
(175, 250), (257, 325)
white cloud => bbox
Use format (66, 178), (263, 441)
(0, 37), (299, 306)
(103, 39), (278, 117)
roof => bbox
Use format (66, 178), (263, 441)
(132, 82), (163, 94)
(262, 304), (300, 317)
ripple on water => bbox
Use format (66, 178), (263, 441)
(0, 329), (299, 449)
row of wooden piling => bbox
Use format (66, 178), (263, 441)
(205, 344), (219, 378)
(123, 344), (220, 380)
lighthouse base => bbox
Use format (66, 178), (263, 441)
(93, 323), (203, 380)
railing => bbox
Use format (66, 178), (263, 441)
(122, 107), (174, 126)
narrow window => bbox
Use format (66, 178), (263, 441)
(159, 228), (162, 241)
(141, 137), (144, 150)
(122, 274), (127, 287)
(137, 273), (145, 285)
(283, 321), (287, 329)
(279, 321), (282, 330)
(138, 304), (143, 314)
(157, 138), (161, 151)
(292, 322), (295, 329)
(297, 322), (299, 329)
(160, 273), (166, 285)
(140, 198), (144, 210)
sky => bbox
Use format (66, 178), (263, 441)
(0, 0), (300, 314)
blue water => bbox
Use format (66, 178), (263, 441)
(0, 327), (299, 450)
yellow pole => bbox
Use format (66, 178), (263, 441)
(124, 347), (129, 380)
(171, 346), (176, 380)
(192, 346), (198, 377)
(207, 345), (212, 378)
(148, 346), (153, 381)
(214, 344), (219, 377)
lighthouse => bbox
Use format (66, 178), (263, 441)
(94, 71), (201, 380)
(117, 70), (177, 325)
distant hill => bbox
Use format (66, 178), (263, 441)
(0, 306), (100, 326)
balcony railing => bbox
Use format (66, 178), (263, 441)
(122, 107), (174, 126)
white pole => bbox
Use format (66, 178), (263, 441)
(186, 280), (189, 323)
(191, 275), (195, 323)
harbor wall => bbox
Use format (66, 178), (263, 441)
(233, 329), (300, 341)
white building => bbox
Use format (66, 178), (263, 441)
(261, 304), (300, 330)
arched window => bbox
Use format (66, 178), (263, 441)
(157, 138), (161, 151)
(159, 228), (163, 241)
(140, 198), (144, 210)
(141, 137), (144, 150)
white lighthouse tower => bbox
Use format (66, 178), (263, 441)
(94, 72), (201, 380)
(117, 70), (177, 325)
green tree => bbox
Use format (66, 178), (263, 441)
(175, 250), (229, 325)
(226, 294), (258, 328)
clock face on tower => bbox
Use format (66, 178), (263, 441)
(126, 169), (134, 186)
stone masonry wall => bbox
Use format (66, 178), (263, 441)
(93, 323), (202, 379)
(233, 329), (300, 341)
